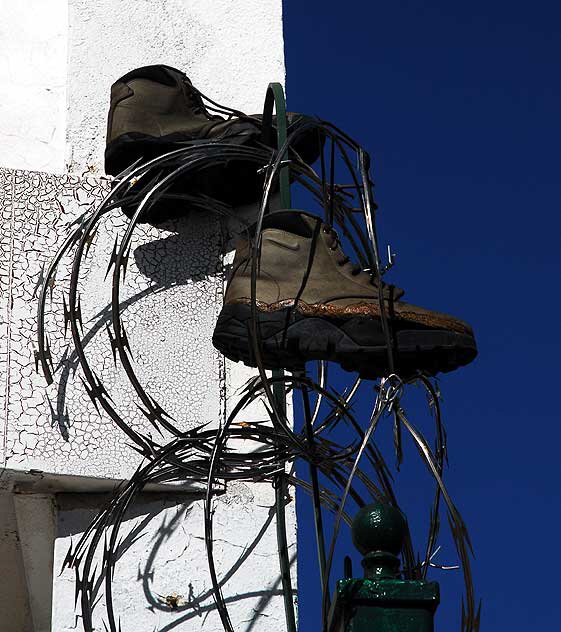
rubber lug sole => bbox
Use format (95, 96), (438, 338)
(212, 303), (477, 380)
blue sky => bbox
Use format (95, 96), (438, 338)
(284, 1), (561, 629)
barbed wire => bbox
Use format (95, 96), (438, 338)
(36, 105), (478, 631)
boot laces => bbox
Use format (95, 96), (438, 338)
(321, 223), (404, 299)
(322, 224), (392, 293)
(183, 79), (244, 123)
(323, 225), (369, 278)
(181, 79), (211, 119)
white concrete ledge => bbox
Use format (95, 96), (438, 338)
(0, 467), (221, 494)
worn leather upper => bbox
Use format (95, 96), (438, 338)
(107, 67), (224, 144)
(225, 211), (401, 306)
(106, 65), (323, 158)
(224, 210), (474, 336)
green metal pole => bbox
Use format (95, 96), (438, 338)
(328, 503), (440, 632)
(262, 83), (291, 208)
(299, 377), (329, 605)
(263, 82), (297, 632)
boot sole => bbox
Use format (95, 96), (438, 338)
(105, 131), (259, 176)
(105, 132), (266, 223)
(212, 303), (477, 380)
(105, 113), (323, 176)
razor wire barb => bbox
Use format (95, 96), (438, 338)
(36, 85), (479, 632)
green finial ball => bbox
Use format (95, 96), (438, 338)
(352, 502), (407, 557)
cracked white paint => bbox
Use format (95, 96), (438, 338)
(0, 1), (294, 629)
(0, 0), (286, 481)
(53, 486), (296, 631)
(1, 167), (225, 478)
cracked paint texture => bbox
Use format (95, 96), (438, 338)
(54, 483), (296, 632)
(0, 2), (295, 628)
(0, 170), (297, 629)
(1, 166), (224, 479)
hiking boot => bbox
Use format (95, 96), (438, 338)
(105, 65), (322, 223)
(212, 210), (477, 379)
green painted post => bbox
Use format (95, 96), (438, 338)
(262, 82), (297, 632)
(328, 503), (440, 632)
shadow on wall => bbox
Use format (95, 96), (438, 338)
(48, 212), (225, 442)
(55, 490), (294, 631)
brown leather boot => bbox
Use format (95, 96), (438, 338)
(212, 210), (477, 379)
(105, 65), (322, 224)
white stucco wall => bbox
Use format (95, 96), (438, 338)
(0, 0), (285, 174)
(0, 492), (34, 632)
(53, 485), (296, 632)
(1, 0), (286, 483)
(1, 168), (226, 479)
(0, 1), (68, 173)
(0, 1), (295, 630)
(67, 0), (285, 172)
